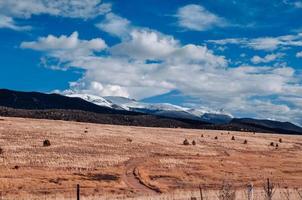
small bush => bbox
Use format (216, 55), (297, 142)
(276, 143), (279, 148)
(84, 130), (88, 133)
(214, 136), (218, 140)
(201, 134), (204, 138)
(127, 138), (133, 142)
(192, 140), (196, 145)
(231, 136), (235, 140)
(183, 139), (190, 145)
(14, 165), (19, 170)
(279, 138), (282, 143)
(218, 181), (236, 200)
(243, 140), (247, 144)
(270, 142), (274, 147)
(0, 147), (3, 154)
(43, 139), (51, 147)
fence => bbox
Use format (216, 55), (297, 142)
(0, 179), (302, 200)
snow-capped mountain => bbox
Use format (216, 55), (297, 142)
(65, 93), (233, 124)
(66, 93), (124, 110)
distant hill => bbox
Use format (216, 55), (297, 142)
(230, 118), (302, 135)
(0, 89), (301, 135)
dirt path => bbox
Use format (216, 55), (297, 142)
(122, 157), (160, 195)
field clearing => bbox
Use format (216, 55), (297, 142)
(0, 116), (302, 199)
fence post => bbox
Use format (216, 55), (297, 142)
(77, 184), (80, 200)
(247, 183), (253, 200)
(199, 185), (203, 200)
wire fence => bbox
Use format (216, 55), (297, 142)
(0, 181), (302, 200)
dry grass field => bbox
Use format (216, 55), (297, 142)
(0, 116), (302, 199)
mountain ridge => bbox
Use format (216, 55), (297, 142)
(0, 89), (301, 135)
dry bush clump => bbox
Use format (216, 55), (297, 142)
(243, 140), (247, 144)
(0, 147), (3, 154)
(126, 138), (133, 143)
(201, 134), (204, 138)
(231, 136), (235, 140)
(263, 179), (275, 200)
(43, 139), (51, 147)
(270, 142), (275, 147)
(183, 139), (190, 145)
(214, 136), (218, 140)
(192, 140), (196, 145)
(218, 181), (236, 200)
(279, 138), (282, 143)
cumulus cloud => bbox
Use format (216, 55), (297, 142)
(0, 0), (110, 19)
(21, 31), (107, 69)
(0, 0), (110, 30)
(176, 4), (227, 31)
(0, 15), (31, 31)
(294, 1), (302, 8)
(251, 53), (284, 64)
(208, 33), (302, 51)
(110, 29), (179, 60)
(20, 17), (302, 125)
(95, 13), (130, 38)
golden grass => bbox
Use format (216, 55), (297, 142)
(0, 116), (302, 199)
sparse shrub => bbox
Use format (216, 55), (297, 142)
(126, 138), (133, 143)
(221, 132), (223, 135)
(43, 139), (51, 147)
(243, 140), (247, 144)
(14, 165), (19, 170)
(270, 142), (274, 147)
(279, 138), (282, 143)
(276, 144), (279, 148)
(228, 132), (230, 135)
(183, 139), (190, 145)
(231, 136), (235, 140)
(84, 130), (88, 133)
(218, 181), (236, 200)
(201, 134), (204, 138)
(263, 178), (275, 200)
(0, 147), (3, 154)
(192, 140), (196, 145)
(214, 136), (218, 140)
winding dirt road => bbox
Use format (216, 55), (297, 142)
(122, 157), (160, 195)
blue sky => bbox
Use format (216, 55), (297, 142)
(0, 0), (302, 124)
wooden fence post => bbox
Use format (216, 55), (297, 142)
(247, 183), (253, 200)
(199, 185), (203, 200)
(77, 184), (80, 200)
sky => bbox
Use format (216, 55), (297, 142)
(0, 0), (302, 125)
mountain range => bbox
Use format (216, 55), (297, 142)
(0, 89), (302, 135)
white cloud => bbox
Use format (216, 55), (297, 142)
(176, 4), (227, 31)
(294, 1), (302, 8)
(251, 53), (283, 64)
(0, 15), (31, 31)
(20, 18), (302, 125)
(95, 13), (130, 38)
(208, 33), (302, 51)
(20, 31), (107, 68)
(296, 51), (302, 58)
(0, 0), (111, 30)
(110, 29), (179, 60)
(0, 0), (110, 19)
